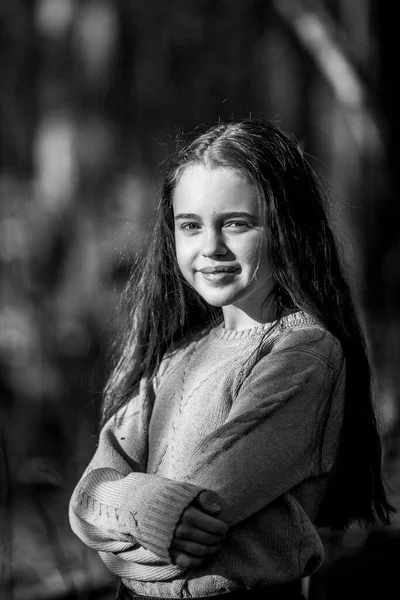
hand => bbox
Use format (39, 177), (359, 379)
(170, 491), (229, 568)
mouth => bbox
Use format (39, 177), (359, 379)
(197, 266), (240, 284)
(198, 266), (240, 274)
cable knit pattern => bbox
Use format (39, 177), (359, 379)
(69, 312), (346, 597)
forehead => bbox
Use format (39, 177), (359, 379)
(173, 165), (261, 214)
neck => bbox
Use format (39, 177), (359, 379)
(222, 301), (278, 330)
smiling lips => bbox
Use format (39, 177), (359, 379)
(198, 266), (239, 274)
(197, 266), (240, 282)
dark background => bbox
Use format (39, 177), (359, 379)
(1, 1), (400, 599)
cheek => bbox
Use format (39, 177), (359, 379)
(175, 237), (191, 274)
(245, 242), (271, 279)
(258, 254), (273, 282)
(241, 238), (264, 266)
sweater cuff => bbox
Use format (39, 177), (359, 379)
(136, 481), (206, 561)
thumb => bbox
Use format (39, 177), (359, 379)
(196, 491), (222, 514)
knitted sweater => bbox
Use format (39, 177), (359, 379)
(69, 312), (345, 597)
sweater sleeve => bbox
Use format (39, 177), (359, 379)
(68, 378), (207, 564)
(182, 329), (345, 527)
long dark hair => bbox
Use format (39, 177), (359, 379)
(102, 118), (395, 530)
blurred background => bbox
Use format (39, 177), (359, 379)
(1, 1), (400, 599)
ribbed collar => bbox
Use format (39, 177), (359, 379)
(211, 311), (319, 341)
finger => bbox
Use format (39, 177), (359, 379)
(170, 551), (204, 569)
(174, 522), (225, 545)
(182, 507), (229, 536)
(171, 539), (221, 557)
(195, 491), (222, 515)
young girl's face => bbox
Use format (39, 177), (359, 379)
(173, 165), (275, 326)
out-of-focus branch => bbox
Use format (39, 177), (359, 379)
(272, 0), (386, 163)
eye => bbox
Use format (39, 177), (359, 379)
(180, 222), (201, 232)
(225, 221), (250, 230)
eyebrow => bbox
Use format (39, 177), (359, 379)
(174, 211), (256, 221)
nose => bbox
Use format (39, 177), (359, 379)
(202, 228), (227, 258)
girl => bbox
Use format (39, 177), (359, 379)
(69, 119), (395, 600)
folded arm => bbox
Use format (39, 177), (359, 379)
(69, 379), (208, 565)
(182, 331), (345, 527)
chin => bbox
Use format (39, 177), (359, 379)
(197, 291), (238, 308)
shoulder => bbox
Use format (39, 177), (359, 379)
(268, 313), (344, 372)
(234, 315), (345, 404)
